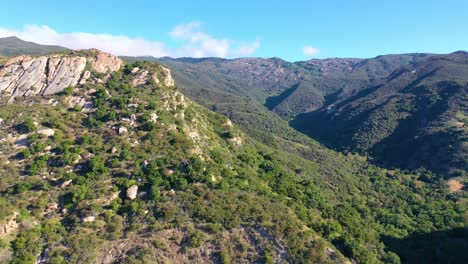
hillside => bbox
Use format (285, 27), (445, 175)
(1, 51), (352, 263)
(0, 36), (67, 57)
(0, 51), (465, 263)
(158, 53), (431, 119)
(156, 52), (468, 179)
(292, 51), (468, 178)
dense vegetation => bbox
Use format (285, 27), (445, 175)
(0, 56), (465, 263)
(156, 52), (467, 181)
(292, 52), (468, 179)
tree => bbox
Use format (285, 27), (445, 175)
(15, 118), (37, 134)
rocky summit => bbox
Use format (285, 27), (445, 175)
(0, 49), (122, 102)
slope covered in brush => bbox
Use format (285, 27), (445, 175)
(0, 52), (465, 264)
(292, 52), (468, 178)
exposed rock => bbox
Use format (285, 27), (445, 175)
(150, 112), (158, 123)
(130, 114), (137, 126)
(325, 247), (336, 257)
(0, 50), (122, 101)
(229, 136), (243, 146)
(111, 146), (118, 154)
(188, 147), (203, 156)
(65, 96), (87, 108)
(37, 128), (55, 137)
(82, 215), (95, 223)
(118, 126), (128, 135)
(90, 51), (122, 73)
(447, 179), (464, 193)
(61, 179), (72, 188)
(225, 119), (233, 127)
(46, 203), (59, 212)
(162, 67), (175, 86)
(0, 212), (19, 237)
(188, 131), (199, 141)
(454, 121), (465, 128)
(131, 67), (140, 74)
(126, 185), (138, 200)
(132, 70), (149, 87)
(79, 70), (91, 84)
(164, 169), (174, 177)
(0, 55), (86, 101)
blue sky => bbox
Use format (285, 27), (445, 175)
(1, 0), (467, 61)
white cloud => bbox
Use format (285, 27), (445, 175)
(232, 40), (261, 57)
(0, 23), (260, 58)
(303, 45), (320, 57)
(169, 21), (230, 57)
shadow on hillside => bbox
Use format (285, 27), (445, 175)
(264, 83), (300, 110)
(290, 79), (467, 178)
(370, 81), (466, 177)
(382, 228), (468, 264)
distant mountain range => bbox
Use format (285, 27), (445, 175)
(157, 53), (467, 178)
(0, 36), (68, 56)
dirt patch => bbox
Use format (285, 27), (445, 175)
(447, 179), (464, 193)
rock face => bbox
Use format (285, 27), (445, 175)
(162, 67), (175, 87)
(90, 51), (122, 73)
(0, 50), (122, 102)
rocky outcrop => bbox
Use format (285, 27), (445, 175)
(162, 67), (175, 87)
(0, 50), (122, 102)
(37, 128), (55, 137)
(126, 185), (138, 200)
(131, 66), (175, 87)
(82, 215), (96, 223)
(90, 51), (122, 73)
(118, 126), (128, 135)
(132, 69), (149, 87)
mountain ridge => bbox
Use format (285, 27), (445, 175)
(153, 51), (467, 179)
(0, 36), (68, 57)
